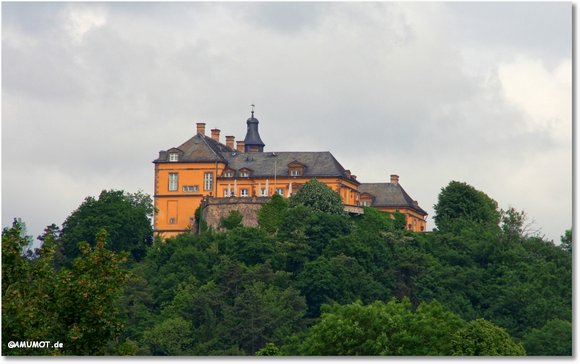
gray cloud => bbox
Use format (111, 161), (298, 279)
(2, 2), (571, 243)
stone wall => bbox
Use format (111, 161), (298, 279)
(199, 196), (272, 231)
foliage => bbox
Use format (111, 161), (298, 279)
(433, 181), (500, 233)
(288, 179), (344, 215)
(2, 222), (129, 355)
(560, 229), (571, 252)
(299, 298), (466, 355)
(522, 319), (572, 356)
(3, 180), (572, 356)
(60, 189), (154, 263)
(450, 319), (525, 356)
(258, 194), (288, 234)
(219, 210), (243, 230)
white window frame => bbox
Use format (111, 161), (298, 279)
(260, 188), (267, 197)
(290, 169), (301, 176)
(169, 153), (178, 162)
(240, 188), (249, 197)
(275, 188), (284, 195)
(169, 173), (178, 191)
(224, 171), (233, 178)
(204, 172), (213, 191)
(240, 171), (250, 178)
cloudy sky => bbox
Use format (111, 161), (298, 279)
(2, 2), (572, 244)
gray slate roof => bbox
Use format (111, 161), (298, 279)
(359, 183), (428, 216)
(154, 134), (234, 163)
(221, 151), (356, 181)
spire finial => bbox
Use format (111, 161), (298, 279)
(251, 103), (255, 118)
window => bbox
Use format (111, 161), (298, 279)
(169, 173), (178, 191)
(260, 188), (267, 197)
(223, 170), (234, 177)
(169, 217), (176, 224)
(204, 172), (213, 191)
(290, 169), (301, 176)
(362, 201), (369, 207)
(240, 188), (249, 197)
(224, 188), (234, 197)
(240, 171), (250, 177)
(169, 153), (178, 162)
(275, 188), (284, 196)
(182, 185), (199, 192)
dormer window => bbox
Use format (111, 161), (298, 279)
(223, 170), (234, 178)
(239, 168), (252, 178)
(169, 153), (178, 162)
(288, 161), (306, 177)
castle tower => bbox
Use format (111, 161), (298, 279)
(243, 108), (265, 153)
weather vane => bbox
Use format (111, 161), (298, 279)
(251, 103), (255, 117)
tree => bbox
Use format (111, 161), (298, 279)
(220, 210), (243, 230)
(258, 193), (288, 234)
(297, 255), (387, 316)
(288, 179), (344, 215)
(2, 220), (60, 355)
(560, 229), (572, 252)
(3, 221), (129, 355)
(299, 298), (465, 356)
(61, 190), (154, 263)
(433, 181), (500, 233)
(220, 282), (306, 354)
(55, 230), (130, 355)
(450, 319), (525, 356)
(142, 317), (194, 355)
(523, 319), (572, 356)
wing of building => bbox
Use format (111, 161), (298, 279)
(153, 111), (427, 236)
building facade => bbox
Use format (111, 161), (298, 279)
(153, 112), (427, 237)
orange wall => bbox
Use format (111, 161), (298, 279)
(154, 162), (226, 235)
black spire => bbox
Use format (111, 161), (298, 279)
(243, 106), (265, 153)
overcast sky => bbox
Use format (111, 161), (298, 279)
(2, 2), (572, 244)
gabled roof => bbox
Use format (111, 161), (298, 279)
(220, 151), (358, 183)
(154, 134), (234, 163)
(358, 183), (428, 216)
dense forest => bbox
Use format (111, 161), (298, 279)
(2, 180), (572, 356)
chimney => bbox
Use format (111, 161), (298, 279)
(390, 174), (399, 185)
(196, 122), (206, 135)
(236, 140), (245, 152)
(211, 128), (220, 142)
(226, 135), (235, 150)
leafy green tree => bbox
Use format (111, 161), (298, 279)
(288, 179), (344, 215)
(2, 220), (61, 355)
(220, 282), (306, 354)
(142, 317), (194, 355)
(299, 298), (465, 355)
(297, 255), (387, 316)
(450, 319), (525, 356)
(433, 181), (500, 233)
(560, 229), (572, 252)
(3, 221), (130, 355)
(220, 210), (243, 230)
(61, 190), (154, 262)
(255, 343), (282, 356)
(222, 227), (278, 267)
(258, 194), (288, 234)
(523, 319), (572, 356)
(55, 230), (129, 355)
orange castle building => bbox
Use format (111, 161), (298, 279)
(153, 111), (427, 237)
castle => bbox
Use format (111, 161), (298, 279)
(153, 111), (427, 237)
